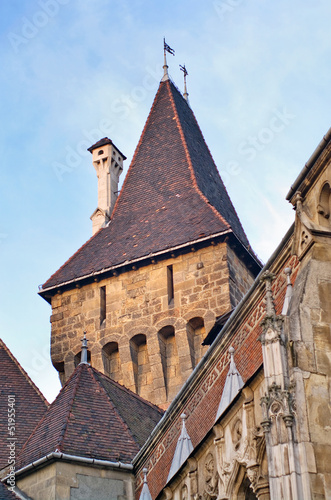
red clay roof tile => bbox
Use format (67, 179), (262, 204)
(0, 339), (48, 471)
(17, 363), (163, 469)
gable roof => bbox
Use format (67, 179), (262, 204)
(0, 339), (48, 470)
(17, 363), (164, 469)
(41, 78), (252, 292)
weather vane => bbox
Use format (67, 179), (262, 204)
(164, 37), (175, 56)
(180, 64), (189, 102)
(162, 38), (175, 81)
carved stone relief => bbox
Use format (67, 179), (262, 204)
(202, 453), (219, 499)
(181, 484), (188, 500)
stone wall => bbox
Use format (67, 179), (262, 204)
(50, 242), (255, 407)
(17, 461), (134, 500)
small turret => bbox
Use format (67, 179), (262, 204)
(88, 137), (126, 235)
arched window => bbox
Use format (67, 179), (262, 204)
(186, 317), (206, 369)
(74, 350), (91, 367)
(102, 342), (122, 383)
(130, 334), (152, 399)
(158, 326), (180, 400)
(318, 182), (331, 227)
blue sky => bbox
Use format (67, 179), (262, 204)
(1, 0), (330, 402)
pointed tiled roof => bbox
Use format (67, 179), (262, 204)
(0, 339), (48, 470)
(17, 363), (163, 469)
(215, 347), (244, 421)
(41, 78), (251, 291)
(167, 413), (193, 482)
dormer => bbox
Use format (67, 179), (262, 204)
(88, 137), (126, 235)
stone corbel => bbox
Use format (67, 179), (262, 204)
(292, 191), (331, 258)
(164, 486), (173, 500)
(187, 457), (198, 498)
(246, 464), (259, 493)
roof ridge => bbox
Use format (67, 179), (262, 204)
(109, 81), (167, 224)
(91, 366), (163, 413)
(166, 81), (231, 231)
(91, 366), (164, 415)
(41, 230), (102, 288)
(17, 365), (82, 461)
(88, 367), (141, 452)
(168, 80), (252, 249)
(58, 364), (84, 452)
(0, 338), (49, 406)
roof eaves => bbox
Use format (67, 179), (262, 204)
(286, 127), (331, 201)
(87, 137), (127, 160)
(39, 230), (233, 295)
(12, 452), (133, 481)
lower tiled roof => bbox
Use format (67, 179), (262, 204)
(17, 363), (164, 469)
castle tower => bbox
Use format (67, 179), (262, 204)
(39, 74), (261, 408)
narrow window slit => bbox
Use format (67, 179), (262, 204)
(100, 286), (106, 326)
(167, 265), (174, 305)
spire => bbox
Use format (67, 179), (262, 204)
(162, 38), (175, 82)
(281, 267), (293, 315)
(41, 77), (257, 292)
(215, 347), (244, 421)
(139, 468), (152, 500)
(179, 64), (189, 102)
(167, 413), (193, 482)
(79, 332), (89, 365)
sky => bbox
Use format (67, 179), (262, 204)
(1, 0), (330, 402)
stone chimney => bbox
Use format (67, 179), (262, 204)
(88, 137), (126, 235)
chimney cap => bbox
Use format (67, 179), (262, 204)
(87, 137), (127, 160)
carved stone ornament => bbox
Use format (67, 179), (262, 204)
(181, 484), (188, 500)
(231, 419), (242, 450)
(213, 423), (268, 499)
(260, 382), (295, 433)
(292, 190), (331, 259)
(202, 453), (219, 500)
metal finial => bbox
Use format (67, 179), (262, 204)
(162, 38), (175, 82)
(180, 64), (189, 101)
(79, 332), (89, 365)
(143, 468), (148, 483)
